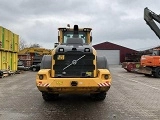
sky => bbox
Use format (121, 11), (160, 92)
(0, 0), (160, 51)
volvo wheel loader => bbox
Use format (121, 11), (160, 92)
(36, 25), (112, 101)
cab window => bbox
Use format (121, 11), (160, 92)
(63, 31), (87, 43)
(152, 50), (159, 56)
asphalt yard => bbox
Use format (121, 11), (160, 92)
(0, 65), (159, 120)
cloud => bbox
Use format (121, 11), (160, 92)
(0, 0), (160, 50)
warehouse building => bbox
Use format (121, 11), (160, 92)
(93, 41), (138, 64)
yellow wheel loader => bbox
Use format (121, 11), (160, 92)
(36, 25), (112, 101)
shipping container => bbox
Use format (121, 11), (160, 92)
(0, 51), (18, 71)
(0, 51), (2, 69)
(0, 26), (4, 50)
(1, 51), (7, 70)
(7, 52), (11, 70)
(0, 27), (19, 52)
(0, 26), (2, 45)
(0, 26), (19, 71)
(13, 34), (19, 52)
(8, 30), (13, 51)
(12, 53), (18, 71)
(4, 28), (10, 51)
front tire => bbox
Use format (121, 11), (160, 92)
(32, 67), (36, 72)
(153, 67), (160, 78)
(42, 92), (59, 101)
(90, 92), (107, 101)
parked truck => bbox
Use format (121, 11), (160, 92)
(36, 25), (112, 101)
(122, 52), (143, 72)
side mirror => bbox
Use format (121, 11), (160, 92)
(54, 43), (59, 48)
(58, 31), (60, 42)
(90, 36), (92, 42)
(58, 36), (60, 42)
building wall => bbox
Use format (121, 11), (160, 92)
(96, 50), (120, 64)
(93, 42), (138, 63)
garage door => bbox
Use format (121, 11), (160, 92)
(96, 50), (120, 64)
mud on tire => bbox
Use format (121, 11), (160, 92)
(90, 92), (107, 101)
(42, 92), (59, 101)
(153, 67), (160, 78)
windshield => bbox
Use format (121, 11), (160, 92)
(63, 31), (87, 44)
(152, 50), (159, 56)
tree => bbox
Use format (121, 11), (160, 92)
(19, 37), (42, 50)
(29, 43), (41, 48)
(19, 38), (28, 50)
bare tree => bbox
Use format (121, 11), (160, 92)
(29, 43), (41, 48)
(19, 37), (42, 50)
(19, 37), (28, 50)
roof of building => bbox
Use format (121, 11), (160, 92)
(93, 41), (138, 52)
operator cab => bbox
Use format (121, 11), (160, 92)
(152, 49), (160, 56)
(58, 25), (92, 45)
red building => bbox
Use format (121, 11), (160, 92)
(93, 41), (138, 64)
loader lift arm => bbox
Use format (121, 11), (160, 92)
(144, 7), (160, 39)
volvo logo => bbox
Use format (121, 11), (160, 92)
(72, 60), (77, 65)
(63, 55), (85, 70)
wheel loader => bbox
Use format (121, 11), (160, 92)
(36, 25), (112, 101)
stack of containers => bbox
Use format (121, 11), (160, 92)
(0, 26), (19, 71)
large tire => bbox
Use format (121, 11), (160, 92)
(42, 92), (59, 101)
(41, 55), (52, 69)
(126, 63), (134, 72)
(97, 56), (109, 70)
(0, 71), (3, 77)
(153, 67), (160, 78)
(32, 67), (37, 72)
(90, 92), (107, 101)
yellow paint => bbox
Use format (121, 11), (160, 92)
(56, 81), (63, 85)
(0, 51), (2, 69)
(86, 72), (92, 76)
(36, 25), (112, 94)
(0, 26), (3, 49)
(36, 68), (112, 93)
(0, 51), (18, 71)
(18, 48), (51, 55)
(14, 34), (19, 52)
(4, 28), (9, 51)
(57, 55), (65, 60)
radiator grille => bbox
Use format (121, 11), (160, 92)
(53, 51), (95, 77)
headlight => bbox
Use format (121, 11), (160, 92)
(104, 74), (109, 79)
(84, 48), (90, 52)
(59, 48), (64, 52)
(39, 75), (43, 80)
